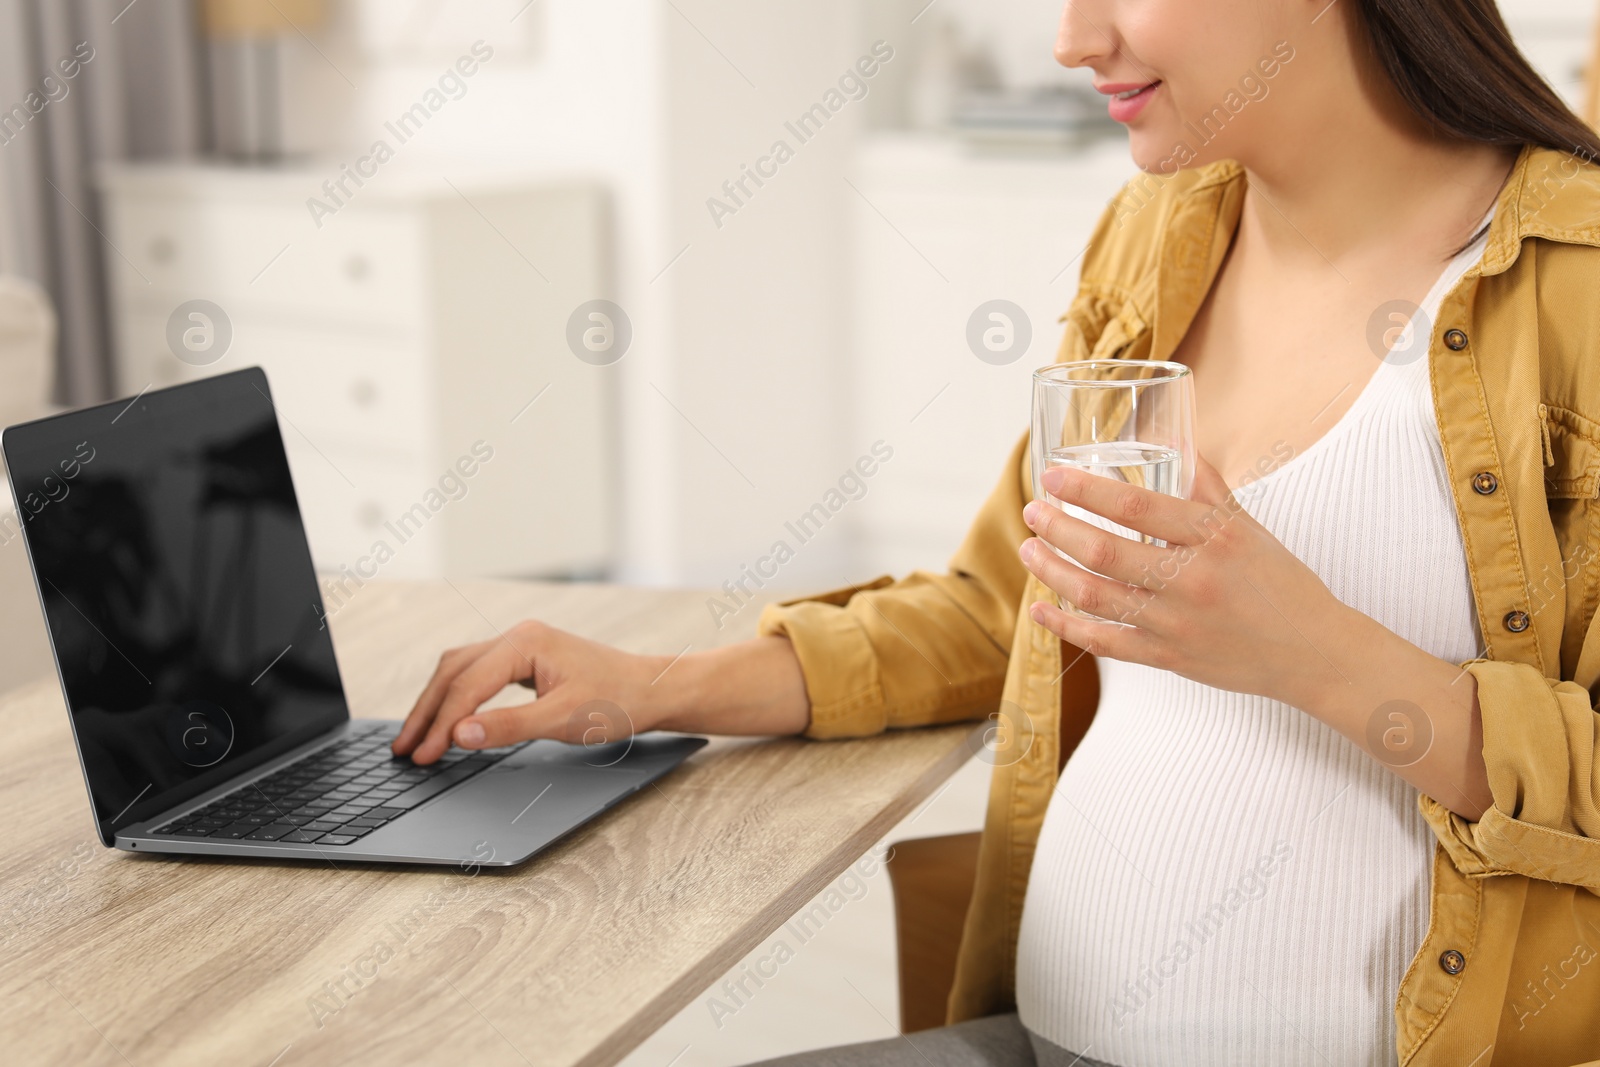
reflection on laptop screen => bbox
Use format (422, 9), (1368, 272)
(3, 369), (348, 841)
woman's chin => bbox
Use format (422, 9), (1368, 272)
(1127, 131), (1188, 176)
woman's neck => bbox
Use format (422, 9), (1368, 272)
(1230, 19), (1519, 270)
(1239, 132), (1516, 270)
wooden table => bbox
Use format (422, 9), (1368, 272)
(0, 580), (980, 1067)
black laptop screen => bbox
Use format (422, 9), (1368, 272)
(3, 368), (348, 842)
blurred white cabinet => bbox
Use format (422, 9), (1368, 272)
(849, 135), (1135, 576)
(97, 164), (613, 581)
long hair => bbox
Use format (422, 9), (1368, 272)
(1359, 0), (1600, 161)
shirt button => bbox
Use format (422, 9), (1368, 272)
(1504, 610), (1530, 633)
(1444, 329), (1470, 351)
(1472, 472), (1499, 495)
(1440, 949), (1467, 975)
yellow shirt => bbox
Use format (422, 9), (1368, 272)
(758, 144), (1600, 1067)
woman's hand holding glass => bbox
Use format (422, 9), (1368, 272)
(1018, 455), (1352, 711)
(1018, 451), (1495, 819)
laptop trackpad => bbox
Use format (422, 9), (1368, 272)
(351, 751), (651, 864)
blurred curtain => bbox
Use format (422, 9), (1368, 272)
(0, 0), (208, 405)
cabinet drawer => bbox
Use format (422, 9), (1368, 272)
(109, 313), (219, 394)
(238, 328), (431, 460)
(104, 195), (426, 332)
(114, 314), (430, 459)
(283, 444), (447, 583)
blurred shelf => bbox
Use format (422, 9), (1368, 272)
(949, 86), (1128, 155)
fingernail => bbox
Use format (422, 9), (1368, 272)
(1023, 501), (1041, 525)
(1020, 539), (1037, 562)
(457, 720), (485, 746)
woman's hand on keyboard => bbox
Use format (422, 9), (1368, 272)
(392, 622), (809, 764)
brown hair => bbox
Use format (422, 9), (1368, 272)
(1359, 0), (1600, 162)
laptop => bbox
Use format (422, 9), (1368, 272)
(2, 367), (705, 867)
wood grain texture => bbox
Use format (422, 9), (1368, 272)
(0, 580), (981, 1067)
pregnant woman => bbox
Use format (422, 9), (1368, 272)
(395, 0), (1600, 1063)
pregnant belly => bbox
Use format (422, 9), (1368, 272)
(1014, 660), (1432, 1067)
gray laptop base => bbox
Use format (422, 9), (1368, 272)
(118, 722), (704, 868)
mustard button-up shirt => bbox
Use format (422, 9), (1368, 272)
(759, 145), (1600, 1066)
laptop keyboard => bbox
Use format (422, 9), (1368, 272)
(153, 726), (526, 846)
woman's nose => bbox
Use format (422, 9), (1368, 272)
(1055, 0), (1111, 69)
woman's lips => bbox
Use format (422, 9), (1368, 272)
(1105, 81), (1162, 123)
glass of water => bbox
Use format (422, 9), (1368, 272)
(1031, 360), (1196, 621)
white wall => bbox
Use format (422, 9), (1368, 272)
(656, 0), (863, 590)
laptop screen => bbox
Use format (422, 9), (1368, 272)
(2, 368), (349, 843)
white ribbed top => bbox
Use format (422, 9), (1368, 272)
(1016, 221), (1492, 1067)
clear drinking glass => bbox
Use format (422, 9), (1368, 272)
(1030, 360), (1197, 622)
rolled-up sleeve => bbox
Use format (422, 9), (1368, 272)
(757, 433), (1033, 740)
(1422, 658), (1600, 892)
